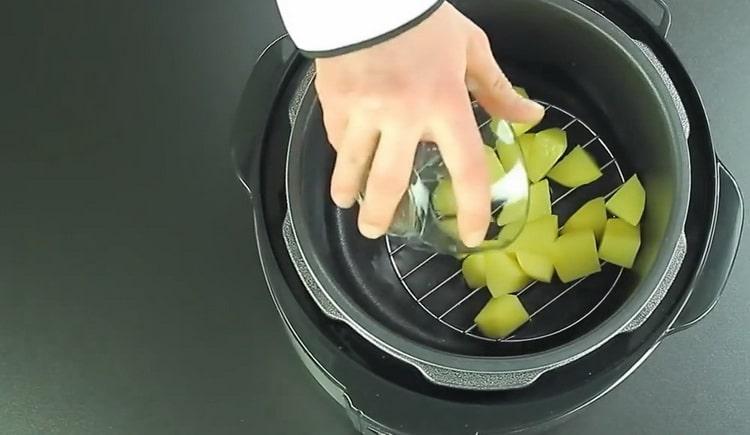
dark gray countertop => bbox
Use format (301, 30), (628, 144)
(1, 0), (748, 434)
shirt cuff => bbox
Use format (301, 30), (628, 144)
(276, 0), (445, 58)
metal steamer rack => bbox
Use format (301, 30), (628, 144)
(385, 100), (627, 343)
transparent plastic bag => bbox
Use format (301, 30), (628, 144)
(363, 119), (530, 255)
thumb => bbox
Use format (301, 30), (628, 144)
(465, 33), (544, 124)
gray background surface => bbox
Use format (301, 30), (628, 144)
(0, 0), (748, 434)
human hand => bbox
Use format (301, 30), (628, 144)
(316, 2), (544, 247)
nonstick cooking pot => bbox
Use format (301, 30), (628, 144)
(233, 0), (743, 431)
(234, 0), (743, 406)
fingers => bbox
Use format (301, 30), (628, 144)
(358, 125), (420, 239)
(431, 92), (491, 247)
(330, 116), (381, 208)
(322, 108), (347, 151)
(316, 69), (349, 151)
(465, 31), (544, 124)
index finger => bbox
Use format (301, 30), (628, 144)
(430, 92), (491, 247)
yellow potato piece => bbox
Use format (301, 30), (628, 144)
(528, 179), (551, 221)
(510, 87), (541, 135)
(437, 218), (497, 247)
(474, 294), (530, 339)
(520, 129), (567, 182)
(462, 253), (487, 288)
(432, 179), (457, 217)
(495, 140), (524, 172)
(485, 251), (531, 297)
(478, 240), (505, 251)
(535, 128), (567, 147)
(495, 219), (525, 244)
(483, 145), (506, 184)
(489, 118), (516, 145)
(496, 197), (528, 226)
(606, 175), (646, 226)
(598, 218), (641, 268)
(547, 145), (602, 187)
(436, 218), (460, 241)
(552, 230), (601, 283)
(561, 197), (607, 241)
(517, 134), (537, 169)
(512, 122), (537, 136)
(516, 250), (554, 283)
(431, 147), (504, 218)
(506, 214), (558, 254)
(513, 86), (529, 99)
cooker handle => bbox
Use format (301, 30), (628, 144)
(668, 162), (744, 335)
(231, 35), (295, 198)
(622, 0), (672, 38)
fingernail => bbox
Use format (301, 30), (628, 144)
(332, 194), (356, 209)
(360, 222), (385, 239)
(523, 99), (545, 118)
(464, 231), (485, 248)
(466, 77), (479, 93)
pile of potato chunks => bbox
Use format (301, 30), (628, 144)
(432, 88), (646, 339)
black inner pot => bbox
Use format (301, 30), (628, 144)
(285, 0), (687, 358)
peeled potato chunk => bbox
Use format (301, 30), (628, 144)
(485, 251), (531, 297)
(474, 294), (530, 339)
(495, 219), (525, 243)
(606, 175), (646, 226)
(496, 197), (528, 226)
(516, 250), (554, 283)
(520, 129), (567, 182)
(512, 121), (538, 137)
(511, 95), (541, 136)
(534, 128), (567, 149)
(528, 179), (552, 221)
(506, 214), (558, 254)
(436, 218), (460, 241)
(561, 197), (607, 241)
(513, 86), (529, 99)
(547, 145), (602, 187)
(462, 253), (487, 289)
(598, 218), (641, 268)
(432, 147), (503, 217)
(552, 230), (601, 283)
(483, 145), (506, 184)
(489, 118), (516, 145)
(432, 179), (457, 217)
(496, 140), (524, 172)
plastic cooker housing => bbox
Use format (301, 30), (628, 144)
(233, 0), (743, 433)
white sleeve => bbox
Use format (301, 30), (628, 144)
(276, 0), (445, 57)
